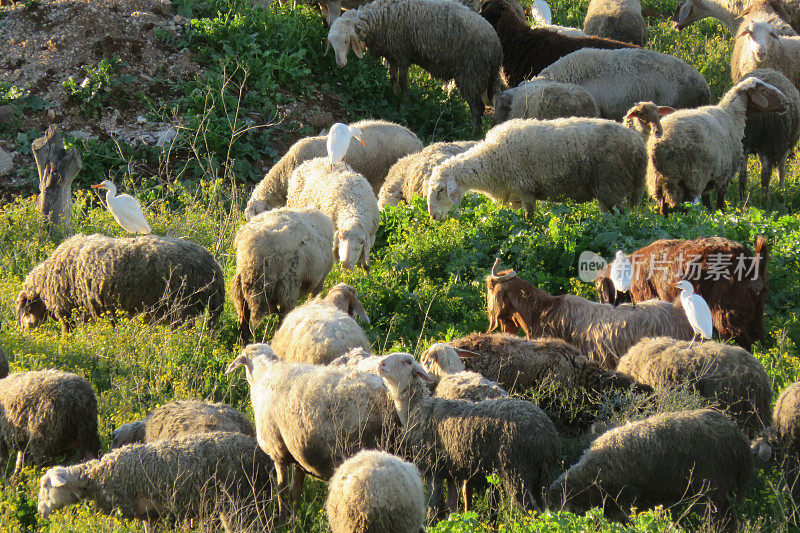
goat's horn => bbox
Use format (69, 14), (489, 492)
(491, 257), (517, 281)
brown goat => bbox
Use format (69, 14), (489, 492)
(486, 259), (694, 368)
(594, 236), (768, 350)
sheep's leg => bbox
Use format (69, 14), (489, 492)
(289, 466), (306, 505)
(522, 199), (536, 217)
(238, 301), (252, 346)
(701, 193), (712, 210)
(399, 67), (409, 103)
(715, 186), (726, 212)
(275, 460), (292, 518)
(760, 156), (773, 206)
(12, 451), (23, 475)
(427, 474), (447, 520)
(738, 158), (748, 199)
(389, 63), (400, 96)
(446, 477), (459, 512)
(461, 480), (472, 512)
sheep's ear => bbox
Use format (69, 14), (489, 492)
(49, 468), (71, 487)
(350, 36), (365, 58)
(225, 354), (250, 375)
(623, 108), (641, 122)
(737, 26), (752, 38)
(453, 348), (481, 358)
(657, 106), (675, 116)
(676, 0), (692, 22)
(747, 84), (770, 107)
(446, 180), (462, 204)
(412, 363), (435, 383)
(351, 298), (370, 324)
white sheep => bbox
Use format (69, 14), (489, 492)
(244, 119), (422, 219)
(539, 48), (711, 120)
(672, 0), (797, 35)
(326, 450), (426, 533)
(426, 117), (646, 219)
(583, 0), (647, 45)
(231, 207), (334, 344)
(646, 76), (788, 214)
(732, 19), (800, 90)
(271, 283), (371, 365)
(286, 157), (379, 269)
(493, 77), (600, 124)
(378, 141), (477, 210)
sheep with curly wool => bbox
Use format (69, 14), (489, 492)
(326, 0), (503, 133)
(231, 207), (334, 344)
(0, 370), (100, 475)
(326, 450), (426, 533)
(773, 381), (800, 498)
(378, 141), (477, 209)
(672, 0), (798, 35)
(286, 158), (379, 269)
(225, 344), (398, 514)
(549, 408), (752, 526)
(38, 432), (273, 532)
(377, 352), (561, 516)
(244, 120), (422, 218)
(583, 0), (647, 45)
(736, 69), (800, 203)
(271, 283), (371, 365)
(486, 260), (695, 368)
(618, 337), (772, 436)
(539, 48), (710, 120)
(646, 76), (788, 214)
(493, 77), (600, 124)
(111, 400), (255, 449)
(426, 117), (646, 219)
(15, 233), (224, 333)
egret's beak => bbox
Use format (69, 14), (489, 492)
(91, 183), (104, 189)
(358, 137), (366, 148)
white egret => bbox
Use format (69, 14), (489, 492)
(609, 250), (633, 305)
(327, 122), (365, 168)
(529, 0), (552, 25)
(672, 280), (713, 346)
(91, 180), (151, 235)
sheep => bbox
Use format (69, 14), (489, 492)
(486, 259), (695, 368)
(326, 450), (426, 533)
(225, 343), (398, 513)
(420, 343), (509, 402)
(0, 370), (100, 475)
(271, 283), (371, 365)
(244, 119), (422, 218)
(286, 158), (379, 269)
(493, 78), (600, 124)
(539, 48), (711, 121)
(617, 337), (772, 436)
(376, 352), (561, 516)
(329, 347), (386, 372)
(583, 0), (647, 45)
(548, 408), (752, 526)
(774, 382), (800, 498)
(377, 141), (477, 209)
(732, 19), (800, 92)
(737, 69), (800, 203)
(425, 117), (646, 219)
(15, 233), (225, 334)
(672, 0), (798, 35)
(594, 236), (769, 350)
(479, 0), (637, 88)
(622, 101), (673, 139)
(231, 207), (334, 344)
(0, 345), (7, 379)
(37, 432), (273, 532)
(111, 400), (255, 449)
(326, 0), (503, 132)
(540, 24), (589, 37)
(645, 77), (788, 214)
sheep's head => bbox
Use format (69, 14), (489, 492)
(738, 20), (779, 62)
(334, 227), (368, 270)
(15, 290), (48, 330)
(672, 0), (703, 30)
(225, 343), (278, 384)
(377, 353), (434, 425)
(419, 343), (467, 377)
(111, 420), (146, 449)
(478, 0), (507, 26)
(493, 91), (512, 124)
(622, 102), (674, 139)
(426, 168), (463, 221)
(325, 283), (370, 323)
(38, 466), (83, 517)
(327, 15), (365, 69)
(735, 75), (789, 115)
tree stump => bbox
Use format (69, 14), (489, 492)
(32, 125), (82, 231)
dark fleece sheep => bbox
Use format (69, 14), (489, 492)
(15, 234), (224, 333)
(479, 0), (637, 88)
(618, 337), (772, 436)
(549, 408), (752, 526)
(327, 0), (503, 133)
(0, 370), (100, 474)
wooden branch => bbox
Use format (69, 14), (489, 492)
(33, 125), (82, 231)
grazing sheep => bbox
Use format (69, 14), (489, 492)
(376, 353), (561, 515)
(326, 0), (503, 132)
(286, 158), (379, 269)
(774, 382), (800, 497)
(0, 370), (100, 474)
(111, 400), (255, 449)
(618, 337), (772, 436)
(493, 78), (600, 124)
(38, 432), (273, 532)
(539, 48), (711, 121)
(426, 117), (646, 219)
(225, 344), (398, 513)
(15, 234), (224, 333)
(0, 345), (7, 379)
(486, 259), (694, 368)
(583, 0), (647, 45)
(479, 0), (637, 88)
(378, 141), (477, 209)
(594, 236), (769, 350)
(420, 343), (509, 402)
(549, 408), (752, 526)
(732, 20), (800, 90)
(244, 120), (422, 218)
(622, 101), (673, 139)
(737, 69), (800, 203)
(326, 450), (426, 533)
(271, 283), (371, 365)
(672, 0), (798, 35)
(231, 207), (334, 344)
(646, 77), (788, 214)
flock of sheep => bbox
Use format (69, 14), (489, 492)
(4, 0), (800, 529)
